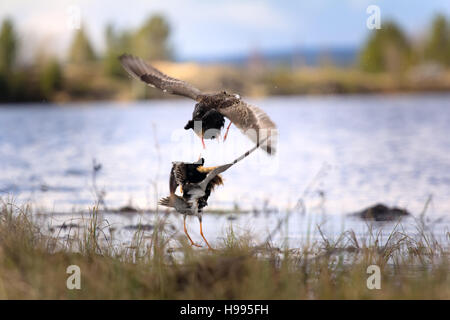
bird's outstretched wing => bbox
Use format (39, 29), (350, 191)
(218, 101), (277, 155)
(119, 54), (203, 101)
(198, 164), (233, 191)
(198, 136), (269, 191)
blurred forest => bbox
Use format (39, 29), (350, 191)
(0, 14), (450, 103)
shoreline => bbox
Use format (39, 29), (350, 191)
(2, 61), (450, 104)
(1, 90), (450, 107)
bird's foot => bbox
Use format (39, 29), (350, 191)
(190, 242), (203, 248)
(203, 243), (215, 251)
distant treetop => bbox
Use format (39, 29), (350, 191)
(68, 26), (96, 63)
(132, 15), (172, 61)
(425, 15), (450, 67)
(0, 18), (18, 74)
(359, 21), (412, 73)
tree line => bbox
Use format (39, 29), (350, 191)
(0, 14), (449, 102)
(360, 15), (450, 72)
(0, 14), (172, 102)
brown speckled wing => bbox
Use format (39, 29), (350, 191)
(219, 101), (278, 155)
(119, 54), (203, 100)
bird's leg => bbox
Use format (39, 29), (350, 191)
(223, 121), (233, 142)
(183, 215), (202, 247)
(198, 216), (214, 250)
(201, 133), (206, 149)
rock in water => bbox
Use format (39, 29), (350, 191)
(353, 203), (410, 221)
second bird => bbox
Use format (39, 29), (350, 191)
(159, 137), (268, 250)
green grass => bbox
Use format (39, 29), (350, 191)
(0, 199), (448, 299)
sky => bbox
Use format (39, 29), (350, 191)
(0, 0), (449, 61)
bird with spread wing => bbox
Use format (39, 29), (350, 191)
(159, 137), (268, 250)
(119, 54), (277, 155)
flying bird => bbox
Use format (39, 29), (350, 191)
(159, 137), (268, 250)
(119, 54), (277, 154)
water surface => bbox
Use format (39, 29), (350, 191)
(1, 94), (449, 245)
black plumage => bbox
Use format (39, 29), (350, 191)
(184, 109), (225, 140)
(169, 158), (223, 210)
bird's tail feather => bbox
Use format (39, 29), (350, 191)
(158, 196), (172, 208)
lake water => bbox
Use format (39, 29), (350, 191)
(1, 94), (449, 246)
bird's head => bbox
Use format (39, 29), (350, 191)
(184, 119), (194, 130)
(194, 157), (205, 165)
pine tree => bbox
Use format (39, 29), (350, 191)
(359, 21), (411, 73)
(103, 24), (131, 77)
(425, 15), (450, 66)
(132, 15), (172, 60)
(0, 19), (18, 75)
(68, 26), (96, 63)
(40, 58), (63, 98)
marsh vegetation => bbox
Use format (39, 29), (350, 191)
(0, 199), (447, 299)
